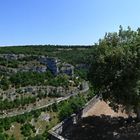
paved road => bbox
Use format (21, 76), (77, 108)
(0, 86), (89, 119)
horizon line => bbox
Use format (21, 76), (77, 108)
(0, 44), (95, 47)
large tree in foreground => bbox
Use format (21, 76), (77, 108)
(89, 26), (140, 118)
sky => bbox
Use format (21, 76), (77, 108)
(0, 0), (140, 46)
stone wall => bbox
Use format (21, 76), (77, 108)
(48, 116), (75, 140)
(48, 95), (100, 140)
(82, 95), (101, 117)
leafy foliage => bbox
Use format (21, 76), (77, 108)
(0, 45), (94, 65)
(21, 123), (35, 137)
(89, 26), (140, 115)
(59, 95), (86, 120)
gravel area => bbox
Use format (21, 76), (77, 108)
(83, 100), (129, 118)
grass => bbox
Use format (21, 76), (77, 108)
(5, 111), (59, 140)
(6, 122), (24, 140)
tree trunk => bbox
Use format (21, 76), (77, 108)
(136, 106), (140, 120)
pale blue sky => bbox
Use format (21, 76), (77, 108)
(0, 0), (140, 46)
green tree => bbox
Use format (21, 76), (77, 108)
(0, 133), (7, 140)
(32, 135), (44, 140)
(89, 26), (140, 119)
(21, 123), (33, 137)
(59, 101), (73, 120)
(0, 76), (10, 90)
(9, 135), (16, 140)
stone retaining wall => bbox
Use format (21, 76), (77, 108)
(82, 95), (100, 117)
(48, 95), (100, 140)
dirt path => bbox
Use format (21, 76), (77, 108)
(84, 100), (128, 118)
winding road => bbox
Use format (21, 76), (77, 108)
(0, 86), (89, 119)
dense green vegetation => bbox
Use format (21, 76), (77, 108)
(21, 123), (35, 137)
(89, 26), (140, 118)
(10, 71), (53, 87)
(0, 96), (36, 110)
(0, 45), (95, 65)
(58, 95), (86, 120)
(0, 58), (19, 68)
(0, 36), (96, 140)
(0, 91), (94, 140)
(0, 71), (71, 90)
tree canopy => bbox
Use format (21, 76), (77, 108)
(89, 26), (140, 117)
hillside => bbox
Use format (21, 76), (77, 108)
(0, 45), (93, 140)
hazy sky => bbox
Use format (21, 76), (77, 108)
(0, 0), (140, 46)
